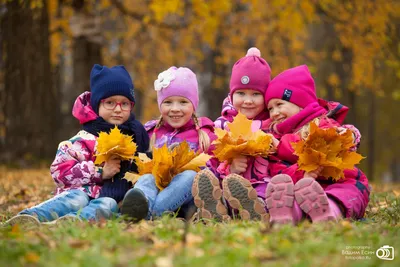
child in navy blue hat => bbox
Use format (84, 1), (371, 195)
(4, 64), (149, 227)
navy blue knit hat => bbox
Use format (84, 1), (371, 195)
(90, 64), (135, 113)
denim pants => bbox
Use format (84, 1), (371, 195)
(19, 189), (118, 222)
(134, 170), (196, 218)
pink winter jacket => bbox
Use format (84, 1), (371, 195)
(145, 117), (217, 154)
(50, 93), (104, 198)
(268, 116), (370, 219)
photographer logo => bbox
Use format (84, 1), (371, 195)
(376, 245), (394, 260)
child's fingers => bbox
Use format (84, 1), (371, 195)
(109, 154), (120, 160)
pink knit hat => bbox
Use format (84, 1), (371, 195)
(229, 47), (271, 98)
(264, 65), (318, 109)
(154, 66), (199, 111)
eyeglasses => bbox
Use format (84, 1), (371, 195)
(100, 100), (134, 111)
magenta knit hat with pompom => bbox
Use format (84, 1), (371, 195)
(264, 65), (318, 109)
(229, 47), (271, 98)
(154, 66), (199, 111)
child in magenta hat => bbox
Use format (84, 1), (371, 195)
(193, 48), (272, 222)
(264, 65), (369, 225)
(120, 66), (217, 221)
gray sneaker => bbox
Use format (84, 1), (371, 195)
(3, 214), (40, 229)
(41, 215), (82, 226)
(56, 215), (82, 224)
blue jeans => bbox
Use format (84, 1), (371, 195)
(19, 189), (118, 222)
(134, 170), (196, 218)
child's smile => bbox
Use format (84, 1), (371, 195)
(267, 98), (302, 123)
(161, 96), (194, 129)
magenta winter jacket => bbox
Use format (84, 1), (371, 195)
(268, 116), (370, 219)
(145, 117), (217, 154)
(50, 92), (104, 198)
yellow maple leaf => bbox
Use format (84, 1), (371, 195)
(134, 153), (154, 175)
(226, 112), (254, 140)
(181, 153), (212, 171)
(213, 112), (274, 163)
(94, 126), (137, 165)
(292, 122), (364, 181)
(123, 172), (141, 184)
(133, 141), (210, 190)
(153, 144), (173, 190)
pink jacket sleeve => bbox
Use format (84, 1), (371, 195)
(50, 139), (103, 189)
(275, 134), (301, 163)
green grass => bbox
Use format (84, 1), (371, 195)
(1, 189), (399, 267)
(0, 167), (399, 266)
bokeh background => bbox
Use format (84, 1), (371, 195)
(0, 0), (399, 183)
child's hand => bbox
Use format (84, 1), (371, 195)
(336, 126), (347, 135)
(102, 155), (121, 180)
(336, 126), (355, 143)
(304, 166), (323, 179)
(230, 156), (248, 174)
(269, 135), (279, 148)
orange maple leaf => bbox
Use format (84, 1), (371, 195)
(292, 122), (364, 181)
(94, 126), (137, 165)
(213, 112), (274, 163)
(133, 141), (211, 190)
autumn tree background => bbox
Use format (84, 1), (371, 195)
(0, 0), (399, 183)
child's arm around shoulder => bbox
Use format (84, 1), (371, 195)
(320, 117), (361, 150)
(50, 130), (103, 188)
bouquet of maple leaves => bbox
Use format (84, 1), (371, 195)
(94, 126), (137, 165)
(212, 112), (274, 163)
(125, 141), (211, 190)
(94, 127), (137, 182)
(292, 122), (364, 181)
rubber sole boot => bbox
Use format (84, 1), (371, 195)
(223, 174), (268, 222)
(120, 188), (149, 222)
(192, 169), (229, 222)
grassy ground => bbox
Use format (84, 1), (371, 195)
(0, 168), (399, 267)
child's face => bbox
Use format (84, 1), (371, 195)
(267, 98), (301, 123)
(232, 89), (265, 119)
(160, 96), (194, 129)
(98, 95), (132, 125)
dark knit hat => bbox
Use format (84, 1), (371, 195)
(90, 64), (135, 113)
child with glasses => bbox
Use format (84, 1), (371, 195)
(4, 64), (149, 227)
(120, 66), (217, 221)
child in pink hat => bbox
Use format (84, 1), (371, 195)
(264, 65), (369, 225)
(120, 66), (217, 221)
(193, 48), (273, 222)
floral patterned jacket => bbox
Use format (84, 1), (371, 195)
(50, 93), (104, 198)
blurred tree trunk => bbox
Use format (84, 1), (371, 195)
(202, 35), (229, 121)
(309, 10), (356, 123)
(0, 0), (59, 164)
(367, 90), (376, 179)
(391, 158), (400, 183)
(63, 0), (102, 136)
